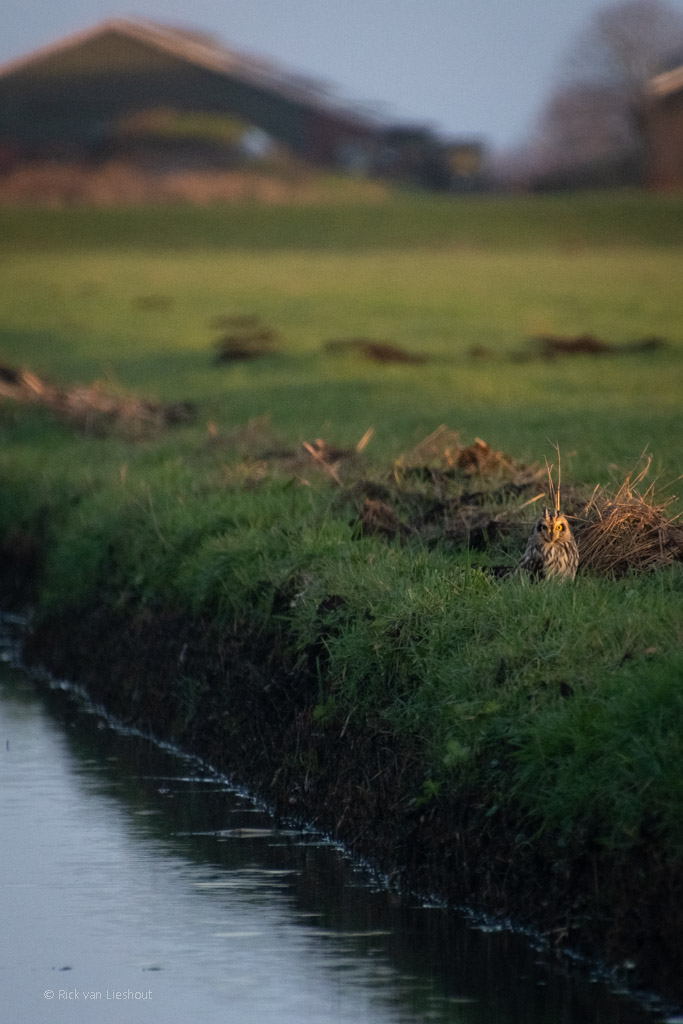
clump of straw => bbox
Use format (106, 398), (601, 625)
(397, 425), (542, 482)
(574, 457), (683, 576)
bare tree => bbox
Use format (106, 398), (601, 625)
(534, 82), (633, 175)
(534, 0), (683, 184)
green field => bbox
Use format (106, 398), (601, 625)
(2, 193), (682, 476)
(1, 191), (683, 987)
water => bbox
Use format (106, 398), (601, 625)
(0, 624), (668, 1023)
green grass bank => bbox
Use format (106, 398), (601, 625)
(1, 192), (682, 1002)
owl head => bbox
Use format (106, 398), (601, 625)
(536, 508), (573, 542)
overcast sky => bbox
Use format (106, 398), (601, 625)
(4, 0), (683, 151)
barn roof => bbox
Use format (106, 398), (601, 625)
(0, 17), (378, 138)
(649, 63), (683, 99)
(1, 19), (346, 112)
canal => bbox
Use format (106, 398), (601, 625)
(0, 618), (670, 1023)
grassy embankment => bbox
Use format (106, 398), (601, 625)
(1, 192), (682, 994)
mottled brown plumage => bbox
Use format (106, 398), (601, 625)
(521, 508), (579, 581)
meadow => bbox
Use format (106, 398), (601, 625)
(1, 191), (682, 990)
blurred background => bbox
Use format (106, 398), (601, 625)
(1, 0), (682, 203)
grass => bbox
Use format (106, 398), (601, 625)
(2, 189), (682, 252)
(1, 191), (682, 882)
(1, 246), (681, 476)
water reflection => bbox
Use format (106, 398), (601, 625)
(0, 640), (663, 1024)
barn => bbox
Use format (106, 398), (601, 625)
(0, 18), (381, 171)
(647, 63), (683, 190)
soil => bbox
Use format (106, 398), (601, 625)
(513, 334), (670, 361)
(214, 317), (280, 362)
(324, 338), (429, 364)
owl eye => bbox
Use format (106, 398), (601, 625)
(557, 522), (564, 531)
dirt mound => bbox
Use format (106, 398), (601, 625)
(214, 316), (280, 362)
(537, 334), (614, 356)
(349, 428), (545, 554)
(325, 338), (428, 365)
(397, 427), (541, 482)
(516, 334), (670, 361)
(0, 362), (196, 437)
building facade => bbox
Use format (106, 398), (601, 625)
(647, 65), (683, 190)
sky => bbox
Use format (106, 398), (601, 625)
(4, 0), (683, 152)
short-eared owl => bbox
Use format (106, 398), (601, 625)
(521, 508), (579, 581)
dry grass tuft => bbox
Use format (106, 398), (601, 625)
(574, 459), (683, 576)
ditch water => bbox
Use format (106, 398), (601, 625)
(0, 616), (673, 1024)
